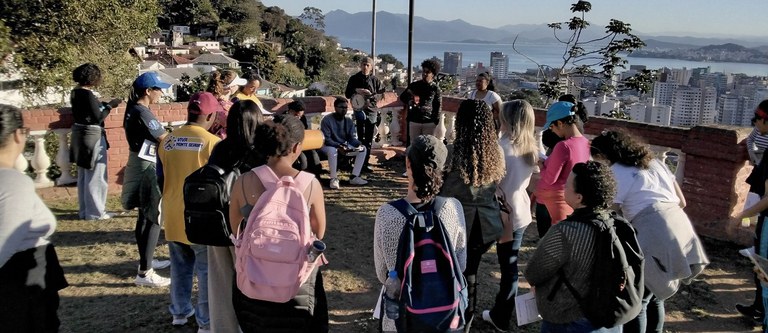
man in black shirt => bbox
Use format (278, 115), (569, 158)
(345, 57), (384, 173)
(399, 59), (442, 147)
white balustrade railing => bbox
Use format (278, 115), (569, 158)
(21, 130), (54, 188)
(53, 128), (75, 185)
(389, 108), (402, 146)
(444, 112), (456, 144)
(433, 112), (447, 141)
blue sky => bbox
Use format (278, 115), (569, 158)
(261, 0), (768, 37)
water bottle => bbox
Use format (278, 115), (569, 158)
(307, 240), (326, 263)
(384, 270), (401, 319)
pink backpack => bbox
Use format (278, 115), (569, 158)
(232, 165), (326, 303)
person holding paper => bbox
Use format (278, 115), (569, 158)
(524, 161), (621, 333)
(121, 72), (172, 287)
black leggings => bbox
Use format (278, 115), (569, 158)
(357, 116), (379, 169)
(135, 209), (161, 271)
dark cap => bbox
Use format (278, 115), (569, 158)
(407, 135), (447, 171)
(188, 92), (224, 115)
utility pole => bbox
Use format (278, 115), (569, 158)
(407, 0), (414, 84)
(371, 0), (377, 69)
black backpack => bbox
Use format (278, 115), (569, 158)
(389, 197), (468, 333)
(548, 212), (645, 328)
(183, 163), (239, 246)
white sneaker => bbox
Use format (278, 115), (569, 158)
(87, 212), (114, 221)
(740, 246), (755, 258)
(350, 176), (368, 185)
(197, 326), (211, 333)
(134, 268), (171, 287)
(172, 309), (195, 326)
(402, 171), (407, 178)
(152, 259), (170, 270)
(330, 178), (340, 189)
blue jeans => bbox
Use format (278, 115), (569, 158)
(169, 242), (209, 328)
(623, 289), (664, 333)
(77, 136), (108, 220)
(541, 318), (622, 333)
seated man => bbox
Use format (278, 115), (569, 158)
(321, 97), (368, 189)
(286, 100), (323, 174)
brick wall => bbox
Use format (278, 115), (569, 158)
(25, 94), (757, 245)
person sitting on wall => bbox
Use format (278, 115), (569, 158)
(286, 100), (323, 175)
(320, 97), (369, 189)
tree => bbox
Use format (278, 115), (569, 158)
(0, 0), (159, 101)
(272, 62), (308, 87)
(232, 43), (278, 80)
(378, 53), (404, 70)
(507, 89), (546, 108)
(213, 0), (261, 43)
(176, 73), (210, 102)
(317, 65), (349, 95)
(513, 1), (654, 102)
(299, 6), (325, 32)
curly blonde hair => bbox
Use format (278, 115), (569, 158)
(450, 99), (505, 187)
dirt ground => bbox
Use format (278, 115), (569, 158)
(47, 155), (763, 332)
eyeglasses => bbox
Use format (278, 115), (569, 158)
(151, 87), (163, 91)
(17, 127), (30, 136)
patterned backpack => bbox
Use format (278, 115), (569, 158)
(390, 197), (468, 332)
(232, 165), (325, 303)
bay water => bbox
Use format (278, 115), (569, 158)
(340, 39), (768, 76)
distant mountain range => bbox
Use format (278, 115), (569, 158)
(325, 10), (768, 49)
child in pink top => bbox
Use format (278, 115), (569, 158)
(534, 102), (590, 233)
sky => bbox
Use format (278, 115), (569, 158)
(261, 0), (768, 37)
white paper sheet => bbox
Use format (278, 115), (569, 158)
(515, 291), (542, 326)
(372, 285), (385, 319)
(138, 139), (157, 162)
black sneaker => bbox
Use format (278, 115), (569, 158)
(361, 166), (375, 173)
(736, 304), (764, 322)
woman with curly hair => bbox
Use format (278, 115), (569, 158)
(373, 135), (467, 332)
(229, 114), (328, 332)
(70, 63), (121, 220)
(481, 100), (538, 330)
(591, 130), (708, 333)
(534, 101), (590, 236)
(441, 99), (505, 329)
(206, 70), (247, 138)
(525, 161), (622, 333)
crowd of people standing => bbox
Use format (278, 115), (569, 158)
(0, 59), (737, 333)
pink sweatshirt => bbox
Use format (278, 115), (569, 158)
(536, 136), (590, 192)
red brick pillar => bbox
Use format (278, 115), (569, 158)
(681, 125), (753, 245)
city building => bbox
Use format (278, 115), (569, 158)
(653, 81), (679, 106)
(443, 52), (462, 75)
(490, 51), (508, 80)
(670, 86), (717, 127)
(717, 93), (752, 127)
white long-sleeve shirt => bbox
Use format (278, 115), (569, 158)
(0, 168), (56, 267)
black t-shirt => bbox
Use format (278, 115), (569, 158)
(71, 88), (110, 126)
(123, 102), (166, 153)
(399, 80), (441, 123)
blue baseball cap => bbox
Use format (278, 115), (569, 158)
(133, 72), (172, 89)
(543, 101), (576, 129)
